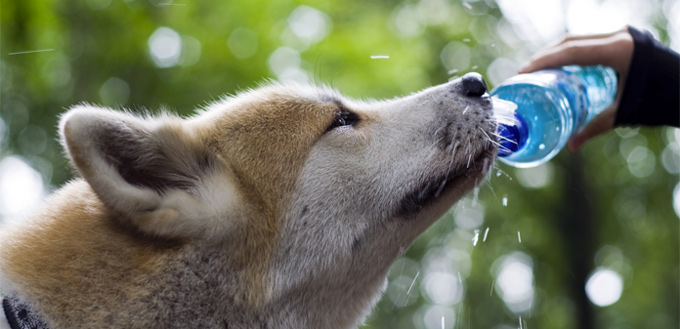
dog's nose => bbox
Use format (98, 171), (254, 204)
(460, 72), (488, 97)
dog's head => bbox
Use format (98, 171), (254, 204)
(59, 73), (496, 309)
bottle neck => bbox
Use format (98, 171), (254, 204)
(497, 112), (528, 157)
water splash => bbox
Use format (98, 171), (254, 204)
(471, 185), (480, 206)
(158, 2), (187, 6)
(492, 97), (519, 126)
(8, 49), (55, 56)
(472, 229), (480, 246)
(405, 271), (420, 297)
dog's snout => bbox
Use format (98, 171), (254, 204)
(460, 73), (487, 97)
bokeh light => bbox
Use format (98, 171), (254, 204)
(496, 0), (565, 47)
(453, 197), (485, 229)
(515, 162), (554, 189)
(494, 252), (535, 314)
(287, 6), (331, 47)
(585, 268), (623, 307)
(267, 46), (308, 83)
(674, 182), (680, 218)
(421, 304), (456, 329)
(228, 28), (259, 60)
(668, 0), (680, 50)
(422, 271), (464, 305)
(440, 42), (471, 74)
(0, 157), (45, 218)
(148, 27), (182, 68)
(99, 77), (130, 106)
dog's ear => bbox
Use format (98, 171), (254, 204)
(60, 105), (240, 239)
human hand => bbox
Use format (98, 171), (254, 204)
(518, 27), (634, 152)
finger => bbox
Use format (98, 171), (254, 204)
(527, 30), (622, 60)
(567, 106), (617, 152)
(519, 28), (632, 73)
(520, 39), (619, 73)
(553, 28), (626, 46)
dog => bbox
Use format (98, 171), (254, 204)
(0, 73), (497, 329)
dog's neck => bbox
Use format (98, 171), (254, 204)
(2, 294), (49, 329)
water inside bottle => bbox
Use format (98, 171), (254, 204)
(493, 84), (571, 166)
(567, 66), (618, 122)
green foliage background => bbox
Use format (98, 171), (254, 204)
(1, 0), (678, 328)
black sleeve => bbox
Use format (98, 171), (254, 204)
(614, 26), (680, 127)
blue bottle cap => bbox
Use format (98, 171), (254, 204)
(497, 112), (528, 157)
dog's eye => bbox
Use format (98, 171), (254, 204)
(328, 109), (360, 131)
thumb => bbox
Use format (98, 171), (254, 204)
(567, 106), (617, 152)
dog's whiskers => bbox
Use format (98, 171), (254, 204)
(489, 131), (517, 145)
(478, 127), (504, 148)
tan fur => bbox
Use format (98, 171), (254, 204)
(0, 79), (497, 329)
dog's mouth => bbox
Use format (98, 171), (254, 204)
(397, 149), (495, 218)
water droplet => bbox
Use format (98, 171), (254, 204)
(406, 271), (420, 296)
(483, 227), (490, 242)
(472, 229), (480, 246)
(502, 196), (508, 207)
(517, 231), (522, 243)
(471, 185), (480, 206)
(539, 144), (545, 150)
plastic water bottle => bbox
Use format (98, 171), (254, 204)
(491, 65), (618, 168)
